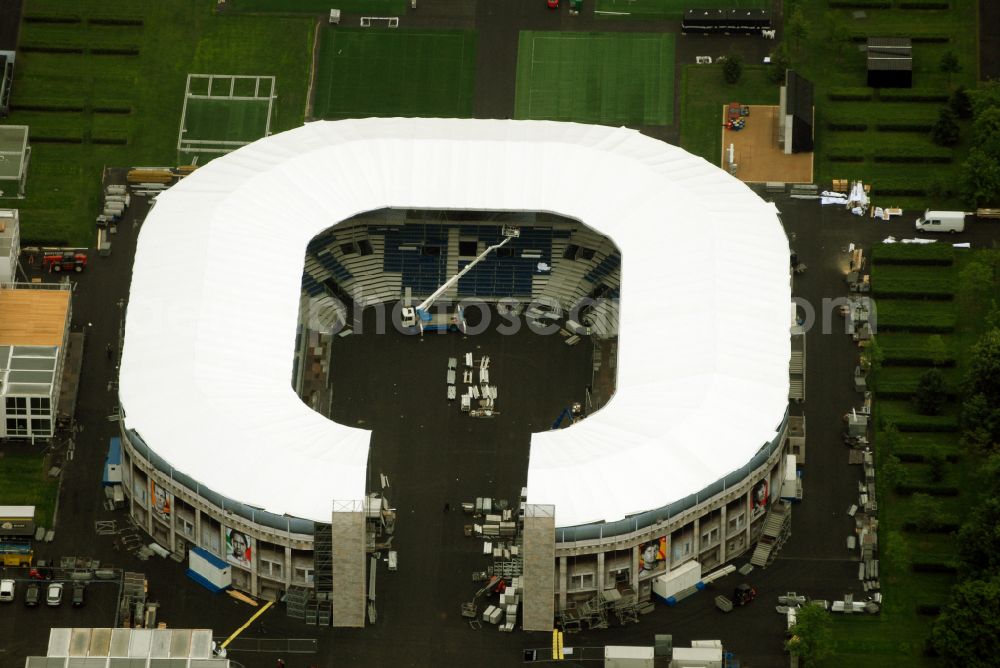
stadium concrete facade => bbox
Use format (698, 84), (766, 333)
(117, 119), (801, 627)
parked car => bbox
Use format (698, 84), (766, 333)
(46, 582), (63, 607)
(24, 583), (40, 607)
(72, 584), (85, 607)
(0, 579), (14, 602)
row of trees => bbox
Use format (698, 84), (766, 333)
(961, 82), (1000, 206)
(929, 326), (1000, 665)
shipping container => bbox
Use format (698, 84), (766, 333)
(652, 560), (702, 604)
(186, 547), (231, 592)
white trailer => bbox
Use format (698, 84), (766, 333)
(651, 560), (702, 605)
(186, 547), (231, 592)
(604, 645), (654, 668)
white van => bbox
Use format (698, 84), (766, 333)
(915, 210), (965, 234)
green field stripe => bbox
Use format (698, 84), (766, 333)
(314, 28), (476, 119)
(516, 32), (674, 126)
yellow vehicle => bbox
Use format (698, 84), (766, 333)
(0, 541), (33, 567)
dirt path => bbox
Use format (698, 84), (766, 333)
(979, 0), (998, 80)
(304, 17), (323, 121)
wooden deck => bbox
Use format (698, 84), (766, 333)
(720, 105), (814, 185)
(0, 288), (70, 346)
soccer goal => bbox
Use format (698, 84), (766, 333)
(360, 16), (399, 27)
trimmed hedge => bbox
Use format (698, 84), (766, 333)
(20, 45), (85, 54)
(879, 89), (951, 103)
(827, 145), (867, 162)
(90, 47), (140, 56)
(849, 33), (950, 43)
(829, 0), (890, 5)
(869, 180), (928, 197)
(915, 604), (943, 615)
(876, 122), (934, 132)
(872, 243), (955, 265)
(23, 14), (81, 23)
(29, 135), (84, 144)
(898, 0), (949, 8)
(896, 452), (960, 464)
(10, 100), (85, 112)
(873, 146), (953, 164)
(87, 17), (143, 26)
(911, 561), (958, 573)
(892, 418), (959, 432)
(902, 521), (960, 532)
(896, 482), (960, 494)
(827, 121), (868, 131)
(828, 87), (873, 101)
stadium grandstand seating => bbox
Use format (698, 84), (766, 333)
(299, 216), (622, 338)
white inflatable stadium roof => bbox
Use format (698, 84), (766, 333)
(120, 118), (789, 527)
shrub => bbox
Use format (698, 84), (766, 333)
(916, 604), (943, 616)
(926, 446), (947, 481)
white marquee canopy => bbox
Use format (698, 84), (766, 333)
(119, 118), (790, 527)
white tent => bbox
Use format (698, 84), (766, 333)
(120, 118), (790, 526)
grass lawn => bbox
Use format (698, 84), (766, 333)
(679, 65), (778, 166)
(594, 0), (766, 19)
(0, 0), (314, 246)
(0, 453), (59, 528)
(514, 32), (675, 126)
(228, 0), (408, 13)
(787, 0), (979, 209)
(313, 28), (476, 119)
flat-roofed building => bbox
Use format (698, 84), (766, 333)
(0, 284), (72, 441)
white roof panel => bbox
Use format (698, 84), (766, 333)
(120, 118), (788, 526)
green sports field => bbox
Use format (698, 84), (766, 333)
(514, 32), (675, 126)
(595, 0), (768, 19)
(313, 28), (476, 119)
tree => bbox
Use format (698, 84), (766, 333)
(939, 51), (962, 87)
(931, 575), (1000, 667)
(962, 392), (1000, 453)
(958, 261), (996, 324)
(967, 328), (1000, 400)
(785, 603), (834, 666)
(961, 148), (1000, 207)
(824, 11), (851, 62)
(767, 44), (792, 85)
(925, 446), (947, 483)
(910, 492), (947, 532)
(972, 107), (1000, 156)
(930, 107), (960, 146)
(722, 54), (743, 84)
(951, 86), (974, 119)
(956, 496), (1000, 577)
(882, 453), (904, 490)
(926, 334), (949, 367)
(915, 368), (947, 416)
(786, 6), (810, 56)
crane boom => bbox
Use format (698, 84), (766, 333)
(401, 226), (520, 329)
